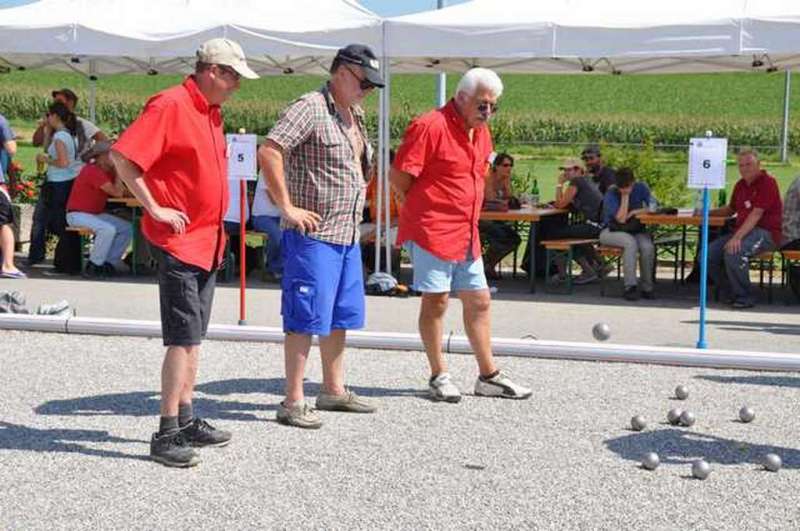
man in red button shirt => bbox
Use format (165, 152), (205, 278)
(391, 68), (532, 403)
(707, 149), (782, 309)
(111, 38), (258, 468)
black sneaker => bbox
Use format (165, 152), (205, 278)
(641, 290), (656, 300)
(150, 431), (200, 468)
(623, 286), (640, 301)
(101, 262), (116, 277)
(83, 262), (107, 279)
(180, 418), (232, 448)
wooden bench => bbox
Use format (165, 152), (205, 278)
(596, 245), (623, 297)
(66, 226), (95, 272)
(540, 238), (599, 293)
(713, 250), (778, 304)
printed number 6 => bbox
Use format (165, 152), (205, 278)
(702, 159), (711, 169)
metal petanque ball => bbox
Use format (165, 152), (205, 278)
(667, 408), (683, 425)
(692, 460), (711, 480)
(739, 406), (756, 423)
(763, 453), (782, 472)
(679, 411), (696, 427)
(675, 385), (689, 400)
(592, 322), (611, 341)
(631, 415), (647, 431)
(641, 452), (660, 470)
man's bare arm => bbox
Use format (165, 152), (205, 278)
(389, 167), (414, 200)
(258, 140), (320, 232)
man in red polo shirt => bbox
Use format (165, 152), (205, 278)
(111, 38), (258, 468)
(390, 68), (532, 403)
(708, 149), (782, 309)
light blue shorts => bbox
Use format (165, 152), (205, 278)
(404, 241), (488, 293)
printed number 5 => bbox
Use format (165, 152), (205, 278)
(702, 159), (711, 169)
(237, 153), (245, 163)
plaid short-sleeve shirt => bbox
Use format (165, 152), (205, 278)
(267, 84), (372, 245)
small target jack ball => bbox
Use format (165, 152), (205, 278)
(675, 385), (689, 400)
(631, 415), (647, 431)
(592, 322), (611, 341)
(679, 411), (696, 427)
(667, 408), (683, 425)
(763, 454), (782, 472)
(641, 452), (660, 470)
(739, 406), (756, 423)
(692, 460), (711, 480)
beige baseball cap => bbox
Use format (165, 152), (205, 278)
(197, 38), (259, 80)
(559, 157), (583, 170)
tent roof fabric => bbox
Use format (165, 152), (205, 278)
(0, 0), (382, 75)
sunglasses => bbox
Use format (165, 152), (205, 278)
(498, 162), (513, 167)
(345, 65), (377, 91)
(215, 64), (241, 81)
(477, 101), (499, 114)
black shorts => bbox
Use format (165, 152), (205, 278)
(0, 189), (14, 226)
(151, 245), (217, 347)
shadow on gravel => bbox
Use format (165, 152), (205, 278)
(695, 374), (800, 389)
(605, 428), (800, 469)
(0, 421), (149, 461)
(682, 319), (800, 337)
(195, 378), (421, 398)
(35, 388), (274, 421)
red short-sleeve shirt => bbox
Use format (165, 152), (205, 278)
(66, 164), (114, 214)
(394, 100), (493, 261)
(113, 76), (229, 271)
(730, 170), (783, 246)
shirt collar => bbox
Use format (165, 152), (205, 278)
(183, 76), (218, 114)
(320, 83), (365, 120)
(443, 98), (485, 136)
(743, 170), (768, 187)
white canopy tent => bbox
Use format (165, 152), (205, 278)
(384, 0), (800, 74)
(0, 0), (382, 75)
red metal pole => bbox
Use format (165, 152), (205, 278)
(239, 179), (247, 325)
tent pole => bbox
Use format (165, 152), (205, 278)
(435, 0), (447, 107)
(382, 58), (392, 274)
(88, 60), (97, 123)
(781, 69), (791, 163)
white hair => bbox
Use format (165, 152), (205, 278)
(455, 67), (504, 98)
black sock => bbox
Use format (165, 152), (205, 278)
(178, 403), (194, 427)
(479, 370), (500, 381)
(159, 416), (179, 436)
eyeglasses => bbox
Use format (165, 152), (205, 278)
(215, 64), (241, 81)
(345, 65), (377, 91)
(498, 163), (513, 168)
(477, 101), (499, 114)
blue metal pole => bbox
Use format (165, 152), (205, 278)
(696, 187), (710, 349)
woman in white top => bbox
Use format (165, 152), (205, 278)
(251, 173), (283, 281)
(27, 101), (81, 270)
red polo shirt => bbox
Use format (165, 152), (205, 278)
(730, 170), (783, 246)
(394, 99), (493, 261)
(113, 76), (228, 271)
(66, 164), (113, 214)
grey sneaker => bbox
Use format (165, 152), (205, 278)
(428, 373), (462, 403)
(474, 371), (532, 399)
(573, 271), (599, 285)
(150, 431), (200, 468)
(277, 401), (322, 429)
(316, 389), (377, 413)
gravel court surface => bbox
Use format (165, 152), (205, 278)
(2, 331), (800, 530)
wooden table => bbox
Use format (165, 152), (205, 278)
(108, 196), (144, 275)
(480, 205), (568, 292)
(639, 211), (729, 283)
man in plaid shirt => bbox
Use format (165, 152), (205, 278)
(259, 44), (384, 429)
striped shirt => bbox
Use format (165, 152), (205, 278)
(267, 84), (372, 245)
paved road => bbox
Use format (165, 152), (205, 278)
(2, 331), (799, 529)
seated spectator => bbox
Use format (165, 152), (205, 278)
(0, 112), (24, 278)
(599, 167), (656, 301)
(582, 144), (617, 195)
(479, 153), (521, 279)
(252, 173), (283, 282)
(543, 157), (605, 284)
(781, 175), (800, 299)
(29, 102), (82, 272)
(33, 88), (108, 161)
(65, 141), (131, 278)
(707, 150), (782, 309)
(362, 150), (401, 275)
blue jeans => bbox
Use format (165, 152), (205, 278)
(708, 227), (775, 305)
(252, 215), (283, 274)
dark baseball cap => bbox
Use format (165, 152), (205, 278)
(52, 88), (78, 104)
(334, 44), (385, 88)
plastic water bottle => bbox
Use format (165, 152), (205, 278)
(717, 188), (727, 208)
(530, 178), (540, 206)
(693, 190), (704, 216)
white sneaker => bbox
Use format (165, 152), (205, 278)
(474, 371), (532, 399)
(428, 373), (462, 403)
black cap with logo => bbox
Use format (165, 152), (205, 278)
(334, 44), (385, 88)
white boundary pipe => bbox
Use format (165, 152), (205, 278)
(1, 314), (799, 372)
